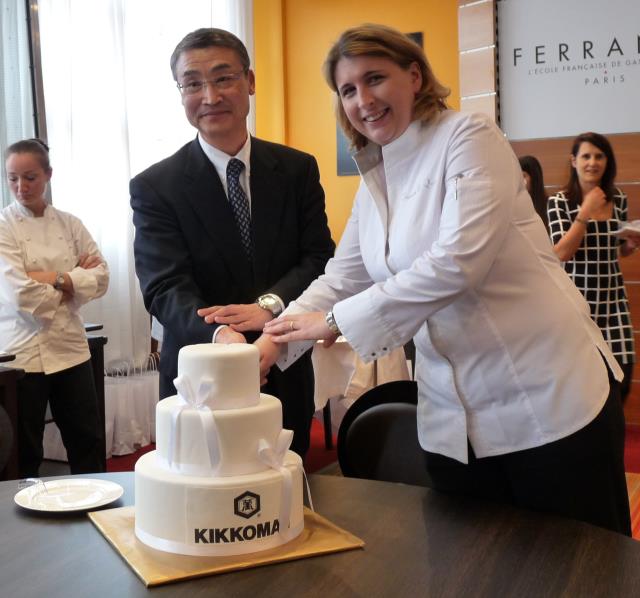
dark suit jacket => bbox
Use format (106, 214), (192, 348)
(130, 137), (334, 455)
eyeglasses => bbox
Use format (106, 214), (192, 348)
(177, 70), (246, 96)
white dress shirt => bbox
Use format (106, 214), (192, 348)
(0, 201), (109, 374)
(278, 111), (621, 463)
(198, 133), (252, 212)
(198, 134), (284, 341)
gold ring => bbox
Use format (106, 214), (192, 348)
(290, 321), (295, 331)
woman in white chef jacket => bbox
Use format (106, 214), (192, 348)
(255, 25), (630, 535)
(0, 139), (109, 477)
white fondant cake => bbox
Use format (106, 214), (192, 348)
(135, 343), (305, 556)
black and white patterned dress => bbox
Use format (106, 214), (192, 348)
(547, 189), (635, 365)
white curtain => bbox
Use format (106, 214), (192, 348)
(37, 0), (254, 367)
(0, 0), (35, 208)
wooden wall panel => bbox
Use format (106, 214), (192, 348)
(621, 254), (640, 283)
(612, 135), (640, 181)
(459, 0), (496, 122)
(459, 48), (496, 97)
(458, 0), (494, 52)
(625, 284), (640, 332)
(630, 343), (640, 423)
(511, 138), (572, 185)
(460, 94), (496, 121)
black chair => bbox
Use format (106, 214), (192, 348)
(0, 404), (13, 474)
(337, 380), (430, 486)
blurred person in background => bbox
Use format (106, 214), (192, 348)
(519, 155), (548, 229)
(548, 132), (638, 403)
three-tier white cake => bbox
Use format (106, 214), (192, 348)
(134, 343), (304, 556)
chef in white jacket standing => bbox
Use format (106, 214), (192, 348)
(0, 138), (109, 477)
(256, 24), (630, 535)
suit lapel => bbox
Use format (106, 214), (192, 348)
(250, 139), (287, 290)
(182, 139), (254, 289)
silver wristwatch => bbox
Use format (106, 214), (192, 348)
(53, 272), (65, 290)
(325, 310), (341, 336)
(257, 293), (283, 316)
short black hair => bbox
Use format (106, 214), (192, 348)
(170, 28), (250, 80)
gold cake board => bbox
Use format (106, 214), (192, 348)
(89, 506), (364, 587)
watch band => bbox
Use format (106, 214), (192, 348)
(53, 272), (65, 290)
(257, 293), (283, 316)
(325, 310), (341, 336)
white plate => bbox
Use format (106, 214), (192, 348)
(613, 222), (640, 239)
(14, 478), (124, 512)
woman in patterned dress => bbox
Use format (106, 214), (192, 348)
(548, 132), (639, 402)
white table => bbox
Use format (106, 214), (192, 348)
(311, 338), (411, 442)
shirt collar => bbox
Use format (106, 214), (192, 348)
(198, 133), (252, 179)
(12, 200), (52, 218)
(352, 118), (432, 175)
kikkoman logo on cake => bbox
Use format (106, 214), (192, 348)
(193, 491), (281, 544)
(234, 491), (260, 519)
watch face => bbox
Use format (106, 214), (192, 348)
(259, 295), (280, 315)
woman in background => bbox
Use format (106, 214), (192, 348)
(548, 132), (638, 402)
(0, 139), (109, 477)
(519, 155), (548, 228)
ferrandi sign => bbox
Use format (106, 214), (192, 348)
(498, 0), (640, 140)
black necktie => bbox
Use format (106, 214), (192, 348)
(226, 158), (252, 260)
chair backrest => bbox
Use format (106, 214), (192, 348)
(337, 380), (430, 486)
(0, 404), (13, 473)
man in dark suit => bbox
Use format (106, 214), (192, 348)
(130, 28), (334, 457)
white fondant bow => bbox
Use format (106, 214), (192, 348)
(258, 429), (298, 540)
(166, 374), (220, 475)
(174, 375), (213, 409)
(258, 429), (293, 468)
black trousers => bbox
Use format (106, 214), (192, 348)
(424, 377), (631, 536)
(615, 356), (633, 403)
(17, 360), (103, 478)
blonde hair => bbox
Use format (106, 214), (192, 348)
(323, 24), (450, 150)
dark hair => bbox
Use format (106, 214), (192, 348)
(170, 28), (250, 81)
(519, 155), (548, 228)
(564, 132), (617, 205)
(323, 23), (449, 150)
(5, 138), (51, 172)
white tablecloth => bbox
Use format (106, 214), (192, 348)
(43, 369), (159, 461)
(312, 338), (411, 433)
